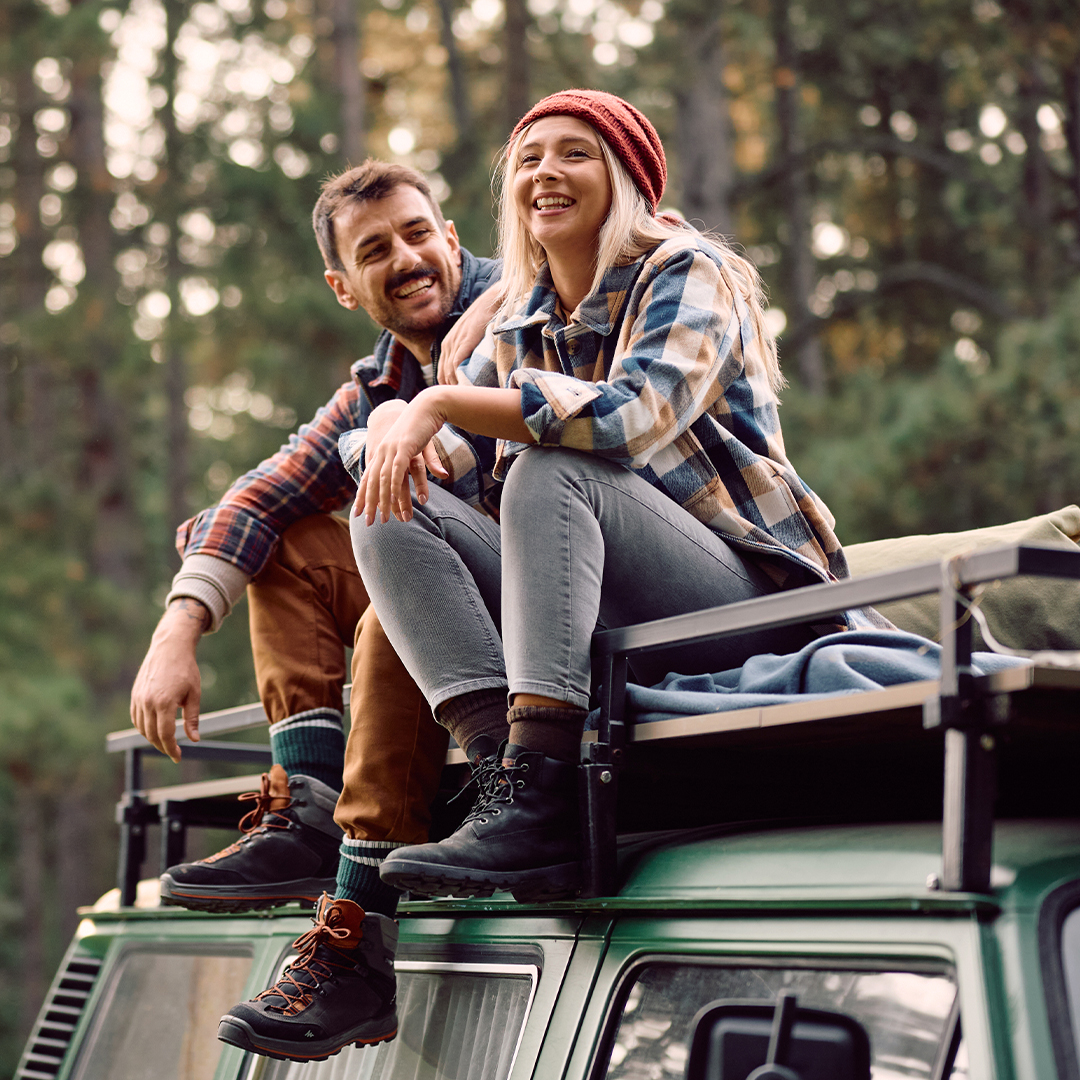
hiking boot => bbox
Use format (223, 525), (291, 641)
(218, 895), (398, 1062)
(379, 745), (581, 902)
(160, 765), (342, 913)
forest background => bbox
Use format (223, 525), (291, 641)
(1, 0), (1078, 1068)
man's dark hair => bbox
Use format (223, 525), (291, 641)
(313, 159), (447, 272)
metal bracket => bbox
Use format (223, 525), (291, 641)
(580, 652), (627, 897)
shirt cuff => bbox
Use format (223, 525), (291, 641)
(165, 554), (251, 633)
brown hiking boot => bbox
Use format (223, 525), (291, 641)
(160, 765), (342, 912)
(217, 895), (398, 1062)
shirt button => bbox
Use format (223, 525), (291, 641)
(567, 339), (580, 355)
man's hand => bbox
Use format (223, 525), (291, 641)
(355, 389), (449, 525)
(437, 281), (504, 385)
(130, 598), (209, 762)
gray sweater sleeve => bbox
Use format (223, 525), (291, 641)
(165, 554), (251, 633)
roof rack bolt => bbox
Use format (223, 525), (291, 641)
(600, 771), (613, 784)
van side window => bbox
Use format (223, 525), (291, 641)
(250, 961), (538, 1080)
(602, 962), (958, 1079)
(1062, 907), (1080, 1067)
(70, 945), (253, 1080)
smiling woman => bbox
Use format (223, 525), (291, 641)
(345, 88), (867, 905)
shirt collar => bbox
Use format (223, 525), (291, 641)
(494, 258), (641, 338)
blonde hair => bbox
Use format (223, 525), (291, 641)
(493, 122), (784, 395)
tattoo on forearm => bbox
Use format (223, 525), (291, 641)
(171, 597), (211, 631)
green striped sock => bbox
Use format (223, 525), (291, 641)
(336, 840), (404, 918)
(268, 708), (345, 791)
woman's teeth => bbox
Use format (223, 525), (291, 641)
(535, 196), (573, 209)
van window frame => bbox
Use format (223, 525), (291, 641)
(243, 949), (541, 1080)
(67, 939), (255, 1080)
(589, 952), (960, 1080)
(1038, 879), (1080, 1080)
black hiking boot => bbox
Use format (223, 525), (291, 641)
(217, 895), (398, 1062)
(379, 745), (581, 902)
(160, 765), (342, 913)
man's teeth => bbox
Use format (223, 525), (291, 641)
(397, 277), (434, 298)
(535, 196), (574, 209)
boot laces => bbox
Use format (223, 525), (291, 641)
(255, 899), (361, 1015)
(463, 758), (529, 825)
(198, 774), (295, 865)
(449, 750), (502, 811)
(237, 772), (296, 834)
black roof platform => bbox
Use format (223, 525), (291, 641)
(585, 542), (1080, 897)
(108, 542), (1080, 907)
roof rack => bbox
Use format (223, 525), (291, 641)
(108, 541), (1080, 906)
(587, 541), (1080, 898)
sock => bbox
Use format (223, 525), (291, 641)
(336, 840), (403, 918)
(463, 734), (500, 761)
(507, 704), (587, 763)
(268, 708), (345, 791)
(437, 688), (509, 753)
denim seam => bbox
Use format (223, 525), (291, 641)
(574, 475), (759, 586)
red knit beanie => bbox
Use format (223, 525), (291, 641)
(509, 89), (666, 214)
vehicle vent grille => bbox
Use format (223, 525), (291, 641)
(14, 954), (103, 1079)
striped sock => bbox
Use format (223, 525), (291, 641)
(268, 708), (345, 791)
(336, 840), (405, 918)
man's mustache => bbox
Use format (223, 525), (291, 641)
(386, 265), (440, 293)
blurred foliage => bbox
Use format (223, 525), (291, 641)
(0, 0), (1078, 1070)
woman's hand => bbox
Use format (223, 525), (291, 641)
(354, 391), (449, 525)
(438, 282), (504, 384)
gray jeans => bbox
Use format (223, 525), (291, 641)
(352, 447), (812, 711)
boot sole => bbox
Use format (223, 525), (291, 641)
(217, 1013), (397, 1062)
(160, 875), (336, 914)
(380, 857), (581, 902)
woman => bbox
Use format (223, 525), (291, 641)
(345, 90), (858, 902)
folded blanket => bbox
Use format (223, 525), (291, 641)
(589, 630), (1029, 727)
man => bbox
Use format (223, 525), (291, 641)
(130, 160), (504, 928)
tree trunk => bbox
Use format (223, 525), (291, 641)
(14, 773), (46, 1042)
(331, 0), (364, 164)
(504, 0), (531, 132)
(160, 0), (191, 539)
(435, 0), (474, 151)
(13, 62), (52, 472)
(69, 53), (142, 593)
(673, 0), (734, 236)
(772, 0), (825, 394)
(56, 788), (100, 943)
(1017, 58), (1051, 313)
(1061, 60), (1080, 264)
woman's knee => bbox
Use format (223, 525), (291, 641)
(502, 446), (619, 518)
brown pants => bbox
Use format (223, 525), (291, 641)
(247, 514), (448, 843)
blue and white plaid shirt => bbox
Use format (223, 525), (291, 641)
(449, 234), (851, 592)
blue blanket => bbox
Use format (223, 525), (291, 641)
(588, 630), (1029, 727)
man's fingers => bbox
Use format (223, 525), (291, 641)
(158, 710), (182, 763)
(181, 694), (201, 745)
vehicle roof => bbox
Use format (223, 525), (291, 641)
(608, 818), (1080, 914)
(85, 819), (1080, 925)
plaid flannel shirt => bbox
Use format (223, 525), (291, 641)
(451, 234), (852, 593)
(175, 248), (501, 576)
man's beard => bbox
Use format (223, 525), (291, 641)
(375, 264), (457, 341)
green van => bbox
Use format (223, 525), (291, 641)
(16, 540), (1080, 1080)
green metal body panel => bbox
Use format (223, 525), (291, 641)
(41, 818), (1080, 1080)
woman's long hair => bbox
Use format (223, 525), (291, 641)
(493, 121), (784, 395)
